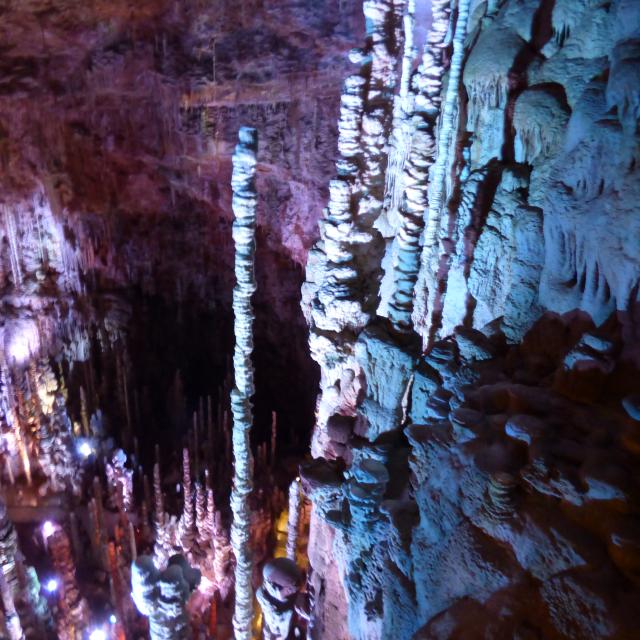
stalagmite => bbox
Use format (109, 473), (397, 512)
(178, 448), (195, 555)
(0, 568), (24, 640)
(195, 482), (206, 548)
(105, 449), (133, 512)
(213, 511), (232, 599)
(387, 0), (450, 332)
(286, 479), (302, 562)
(131, 555), (200, 640)
(302, 0), (404, 459)
(415, 0), (471, 342)
(47, 528), (90, 640)
(256, 558), (303, 640)
(229, 126), (259, 640)
(384, 0), (417, 225)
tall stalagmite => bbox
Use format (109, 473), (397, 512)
(229, 126), (259, 640)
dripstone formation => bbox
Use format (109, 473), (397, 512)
(302, 0), (640, 638)
(0, 0), (638, 639)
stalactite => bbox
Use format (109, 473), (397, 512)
(387, 0), (450, 332)
(0, 366), (32, 486)
(415, 0), (471, 343)
(286, 478), (302, 562)
(229, 125), (258, 640)
(3, 207), (23, 289)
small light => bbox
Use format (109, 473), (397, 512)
(89, 629), (107, 640)
(109, 614), (116, 625)
(77, 441), (93, 458)
(44, 578), (58, 593)
(42, 521), (56, 539)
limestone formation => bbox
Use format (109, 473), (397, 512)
(386, 0), (451, 332)
(229, 126), (259, 640)
(256, 558), (303, 640)
(131, 555), (200, 640)
(286, 478), (302, 562)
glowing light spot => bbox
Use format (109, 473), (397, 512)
(44, 578), (58, 593)
(6, 320), (40, 364)
(109, 614), (116, 625)
(77, 441), (93, 458)
(42, 521), (56, 539)
(89, 629), (107, 640)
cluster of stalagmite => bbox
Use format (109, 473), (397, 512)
(151, 444), (233, 599)
(0, 357), (82, 495)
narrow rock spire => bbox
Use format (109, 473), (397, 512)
(416, 0), (472, 342)
(286, 478), (302, 561)
(229, 126), (258, 640)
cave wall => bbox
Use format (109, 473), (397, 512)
(302, 0), (640, 638)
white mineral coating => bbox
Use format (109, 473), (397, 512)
(229, 125), (258, 640)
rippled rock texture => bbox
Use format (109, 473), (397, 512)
(303, 0), (640, 638)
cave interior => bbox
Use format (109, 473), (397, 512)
(0, 0), (639, 639)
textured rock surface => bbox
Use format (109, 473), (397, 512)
(304, 0), (640, 638)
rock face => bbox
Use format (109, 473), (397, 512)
(303, 0), (640, 638)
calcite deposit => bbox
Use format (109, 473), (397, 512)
(302, 0), (640, 638)
(0, 0), (638, 638)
